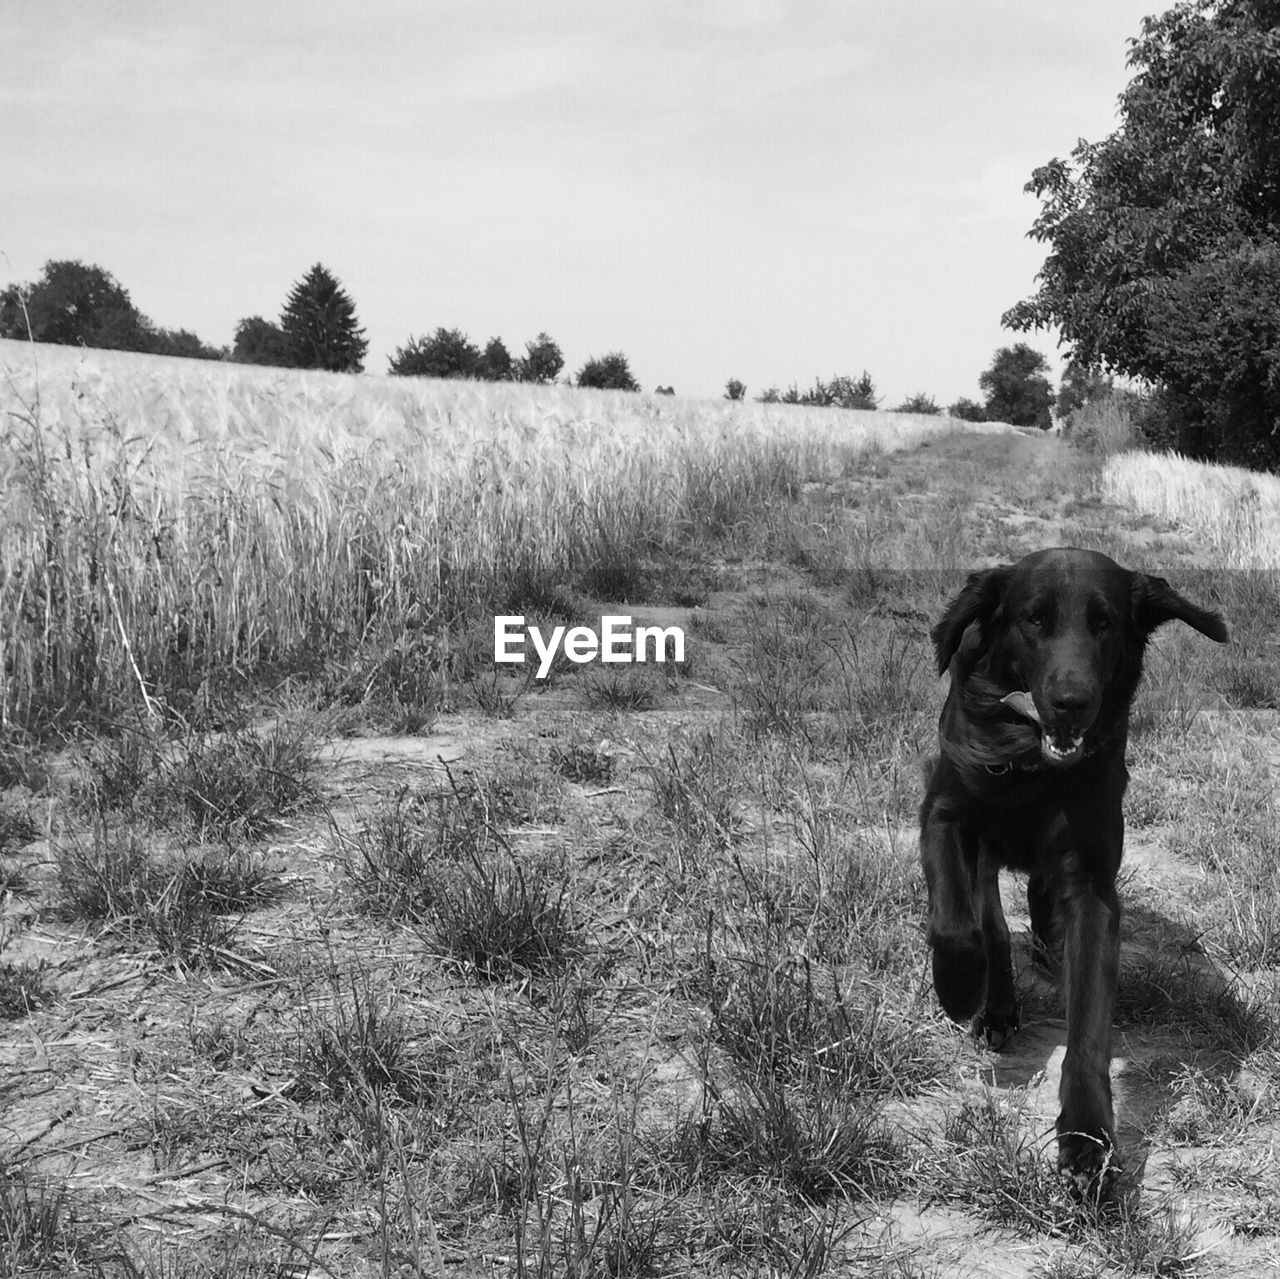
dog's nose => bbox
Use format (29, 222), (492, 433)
(1048, 686), (1091, 715)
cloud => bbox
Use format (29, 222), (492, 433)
(432, 39), (606, 107)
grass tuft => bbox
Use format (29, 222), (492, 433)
(161, 720), (322, 842)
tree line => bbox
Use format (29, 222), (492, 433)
(0, 260), (643, 391)
(6, 5), (1279, 466)
(0, 257), (1058, 423)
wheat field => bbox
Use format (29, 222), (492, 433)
(1101, 448), (1280, 569)
(0, 338), (1016, 732)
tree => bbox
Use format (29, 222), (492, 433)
(280, 263), (367, 373)
(724, 378), (746, 401)
(800, 372), (878, 410)
(948, 398), (988, 422)
(895, 392), (941, 414)
(1005, 0), (1280, 466)
(516, 332), (564, 384)
(979, 345), (1053, 428)
(479, 336), (514, 381)
(232, 316), (295, 367)
(388, 328), (481, 378)
(1057, 361), (1113, 420)
(0, 259), (149, 350)
(576, 352), (640, 391)
(148, 327), (226, 361)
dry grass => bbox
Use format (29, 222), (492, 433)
(1, 350), (1278, 1275)
(0, 338), (1014, 735)
(1101, 448), (1280, 568)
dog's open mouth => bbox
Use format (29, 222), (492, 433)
(1040, 731), (1085, 765)
(1000, 691), (1086, 767)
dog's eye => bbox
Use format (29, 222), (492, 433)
(1025, 612), (1044, 630)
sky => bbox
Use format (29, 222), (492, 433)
(5, 1), (1162, 405)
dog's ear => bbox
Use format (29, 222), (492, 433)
(931, 566), (1013, 675)
(1131, 573), (1229, 644)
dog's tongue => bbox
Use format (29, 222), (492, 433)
(1000, 690), (1041, 724)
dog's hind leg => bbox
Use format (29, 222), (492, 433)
(921, 816), (987, 1021)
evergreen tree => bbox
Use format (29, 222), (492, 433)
(479, 336), (514, 381)
(280, 264), (367, 373)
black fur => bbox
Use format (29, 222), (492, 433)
(920, 548), (1227, 1185)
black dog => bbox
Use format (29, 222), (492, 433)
(920, 548), (1228, 1183)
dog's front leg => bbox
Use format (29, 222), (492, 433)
(1057, 856), (1121, 1184)
(922, 814), (987, 1021)
(973, 843), (1019, 1048)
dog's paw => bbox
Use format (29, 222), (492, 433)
(1057, 1128), (1119, 1196)
(972, 995), (1020, 1051)
(931, 928), (988, 1021)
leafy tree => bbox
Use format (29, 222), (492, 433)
(149, 327), (225, 361)
(756, 387), (782, 403)
(0, 259), (149, 350)
(479, 336), (514, 381)
(388, 328), (481, 378)
(724, 378), (746, 401)
(1005, 0), (1280, 466)
(801, 372), (878, 410)
(516, 332), (565, 384)
(232, 316), (295, 367)
(979, 345), (1053, 428)
(280, 263), (367, 373)
(576, 352), (640, 391)
(1056, 361), (1113, 420)
(948, 398), (988, 422)
(895, 392), (941, 414)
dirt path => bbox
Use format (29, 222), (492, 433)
(2, 424), (1275, 1276)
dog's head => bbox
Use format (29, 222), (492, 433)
(932, 548), (1228, 767)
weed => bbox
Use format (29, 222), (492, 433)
(55, 823), (271, 965)
(293, 971), (442, 1112)
(162, 720), (321, 841)
(0, 734), (52, 793)
(583, 668), (664, 712)
(708, 953), (944, 1100)
(932, 1090), (1079, 1234)
(430, 848), (582, 981)
(648, 729), (743, 854)
(77, 723), (162, 814)
(549, 736), (617, 785)
(671, 1060), (903, 1203)
(0, 1169), (95, 1276)
(0, 962), (54, 1019)
(0, 793), (38, 855)
(471, 669), (527, 717)
(1159, 1065), (1271, 1145)
(337, 770), (557, 924)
